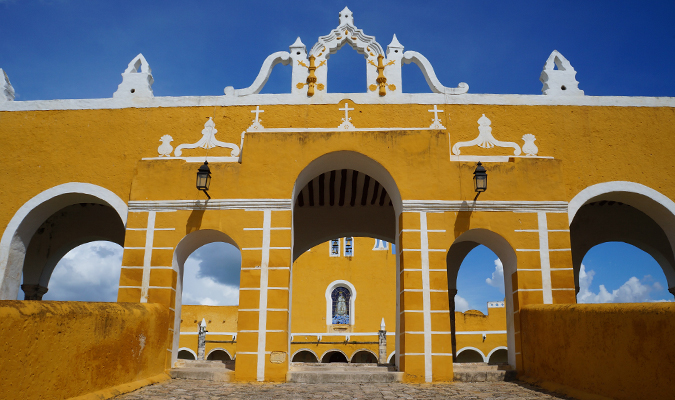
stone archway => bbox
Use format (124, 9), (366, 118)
(0, 183), (127, 300)
(446, 229), (518, 367)
(569, 181), (675, 296)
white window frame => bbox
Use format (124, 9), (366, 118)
(373, 239), (389, 250)
(325, 280), (357, 327)
(329, 238), (341, 257)
(344, 237), (354, 257)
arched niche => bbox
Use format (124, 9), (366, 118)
(0, 183), (127, 300)
(446, 229), (517, 368)
(569, 182), (675, 296)
(171, 229), (241, 365)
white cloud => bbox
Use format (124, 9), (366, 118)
(42, 241), (122, 302)
(455, 294), (470, 312)
(578, 264), (670, 303)
(181, 254), (239, 306)
(486, 259), (505, 293)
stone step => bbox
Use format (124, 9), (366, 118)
(287, 370), (404, 383)
(173, 360), (233, 369)
(169, 367), (234, 382)
(453, 362), (514, 371)
(290, 363), (396, 372)
(453, 363), (516, 382)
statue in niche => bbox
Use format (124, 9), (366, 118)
(331, 287), (350, 324)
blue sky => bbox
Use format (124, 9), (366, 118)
(7, 1), (674, 306)
(2, 1), (675, 99)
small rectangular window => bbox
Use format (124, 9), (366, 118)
(330, 239), (340, 257)
(344, 237), (354, 257)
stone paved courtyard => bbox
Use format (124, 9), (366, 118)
(115, 379), (575, 399)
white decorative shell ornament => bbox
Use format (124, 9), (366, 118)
(521, 134), (538, 156)
(158, 134), (174, 157)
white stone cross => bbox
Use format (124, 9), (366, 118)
(428, 104), (444, 120)
(339, 102), (354, 121)
(251, 106), (264, 123)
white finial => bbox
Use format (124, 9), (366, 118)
(388, 34), (403, 49)
(200, 318), (207, 328)
(113, 53), (154, 99)
(540, 50), (583, 96)
(290, 37), (305, 49)
(380, 318), (386, 331)
(1, 69), (15, 101)
(339, 6), (354, 26)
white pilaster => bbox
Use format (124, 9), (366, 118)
(256, 210), (272, 381)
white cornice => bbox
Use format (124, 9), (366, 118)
(402, 200), (568, 213)
(127, 198), (567, 213)
(128, 199), (292, 212)
(1, 93), (674, 112)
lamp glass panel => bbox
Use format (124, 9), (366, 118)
(474, 175), (487, 192)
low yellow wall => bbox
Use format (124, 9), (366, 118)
(0, 301), (170, 400)
(520, 303), (675, 400)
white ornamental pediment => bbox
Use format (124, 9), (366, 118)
(450, 114), (550, 162)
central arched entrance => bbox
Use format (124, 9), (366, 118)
(290, 151), (402, 369)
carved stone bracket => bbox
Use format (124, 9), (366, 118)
(452, 114), (521, 156)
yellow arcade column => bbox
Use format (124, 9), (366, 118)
(398, 211), (454, 383)
(235, 208), (292, 382)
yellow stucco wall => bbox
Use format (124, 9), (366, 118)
(1, 100), (674, 384)
(0, 301), (170, 400)
(290, 237), (396, 363)
(519, 303), (675, 400)
(177, 305), (238, 361)
(455, 307), (507, 362)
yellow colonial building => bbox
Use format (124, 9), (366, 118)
(1, 7), (674, 399)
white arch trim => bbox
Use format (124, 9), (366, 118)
(486, 346), (508, 362)
(292, 151), (403, 215)
(349, 348), (378, 363)
(291, 348), (320, 363)
(320, 349), (349, 363)
(206, 347), (233, 360)
(177, 347), (197, 360)
(170, 229), (241, 366)
(456, 346), (487, 363)
(387, 351), (395, 364)
(568, 181), (675, 225)
(325, 280), (357, 326)
(0, 182), (128, 300)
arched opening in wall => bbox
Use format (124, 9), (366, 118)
(40, 240), (123, 301)
(291, 151), (402, 367)
(456, 348), (485, 363)
(292, 350), (319, 363)
(0, 184), (127, 301)
(171, 230), (242, 365)
(326, 44), (368, 93)
(569, 183), (675, 301)
(182, 242), (241, 306)
(576, 242), (672, 303)
(351, 350), (377, 363)
(177, 349), (196, 360)
(322, 350), (348, 363)
(488, 348), (508, 365)
(207, 349), (232, 362)
(447, 229), (517, 368)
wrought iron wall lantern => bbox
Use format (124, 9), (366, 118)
(196, 161), (211, 199)
(473, 161), (487, 193)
